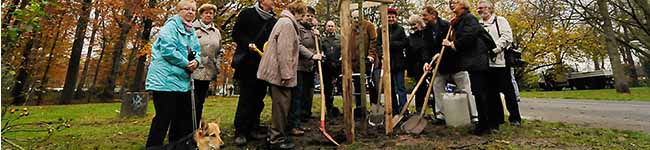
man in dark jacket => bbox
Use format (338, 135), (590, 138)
(377, 8), (408, 114)
(421, 6), (461, 123)
(289, 6), (318, 136)
(440, 0), (497, 134)
(320, 20), (342, 117)
(231, 0), (277, 145)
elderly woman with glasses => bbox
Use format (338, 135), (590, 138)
(191, 3), (222, 127)
(440, 0), (497, 135)
(145, 0), (201, 148)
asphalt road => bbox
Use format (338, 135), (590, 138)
(519, 98), (650, 133)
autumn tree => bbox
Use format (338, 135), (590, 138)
(61, 0), (93, 104)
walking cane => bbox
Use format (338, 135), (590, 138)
(188, 51), (198, 131)
(190, 79), (197, 130)
(315, 35), (340, 146)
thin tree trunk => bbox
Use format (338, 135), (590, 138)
(622, 27), (640, 86)
(76, 9), (101, 99)
(598, 0), (630, 93)
(11, 34), (35, 105)
(104, 6), (133, 100)
(118, 42), (140, 98)
(37, 20), (63, 105)
(90, 22), (107, 103)
(61, 0), (94, 104)
(133, 0), (157, 91)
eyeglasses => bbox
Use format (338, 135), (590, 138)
(477, 6), (488, 10)
(180, 7), (196, 12)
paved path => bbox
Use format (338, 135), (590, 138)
(519, 98), (650, 133)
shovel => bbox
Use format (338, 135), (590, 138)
(390, 53), (440, 129)
(367, 63), (384, 126)
(315, 35), (340, 146)
(402, 27), (453, 134)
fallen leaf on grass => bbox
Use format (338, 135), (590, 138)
(496, 139), (511, 144)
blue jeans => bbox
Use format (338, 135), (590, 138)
(391, 70), (407, 114)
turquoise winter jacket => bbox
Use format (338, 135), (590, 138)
(145, 15), (201, 92)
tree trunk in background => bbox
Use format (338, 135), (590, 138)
(37, 20), (63, 105)
(61, 0), (93, 104)
(621, 27), (639, 87)
(104, 5), (133, 100)
(133, 0), (157, 91)
(11, 33), (36, 105)
(90, 25), (107, 102)
(118, 43), (141, 98)
(598, 0), (630, 93)
(593, 57), (601, 70)
(76, 9), (101, 99)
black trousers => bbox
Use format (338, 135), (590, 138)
(234, 77), (267, 137)
(290, 71), (314, 128)
(146, 91), (193, 147)
(193, 80), (211, 126)
(469, 70), (498, 130)
(322, 67), (337, 112)
(368, 68), (381, 105)
(487, 67), (521, 123)
(410, 73), (431, 113)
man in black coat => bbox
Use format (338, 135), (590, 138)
(441, 0), (499, 134)
(320, 20), (342, 117)
(377, 8), (408, 114)
(421, 6), (457, 123)
(230, 0), (277, 145)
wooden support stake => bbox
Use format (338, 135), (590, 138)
(357, 0), (368, 133)
(379, 4), (393, 135)
(339, 0), (355, 144)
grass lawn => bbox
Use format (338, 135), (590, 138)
(520, 87), (650, 102)
(2, 96), (649, 149)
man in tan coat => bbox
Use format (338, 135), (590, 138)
(256, 1), (321, 149)
(349, 10), (378, 113)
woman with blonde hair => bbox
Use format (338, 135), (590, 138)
(145, 0), (201, 148)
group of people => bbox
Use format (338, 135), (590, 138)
(142, 0), (523, 149)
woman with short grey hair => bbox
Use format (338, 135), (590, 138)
(191, 3), (222, 127)
(477, 0), (522, 127)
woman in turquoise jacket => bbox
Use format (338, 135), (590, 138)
(145, 0), (201, 148)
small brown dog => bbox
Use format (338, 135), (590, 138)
(194, 121), (224, 150)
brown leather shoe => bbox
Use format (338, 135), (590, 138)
(290, 128), (305, 136)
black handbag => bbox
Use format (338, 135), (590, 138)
(494, 16), (520, 67)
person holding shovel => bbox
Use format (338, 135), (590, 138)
(289, 6), (320, 136)
(256, 1), (322, 149)
(433, 0), (494, 135)
(320, 20), (342, 118)
(144, 0), (201, 148)
(406, 14), (433, 116)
